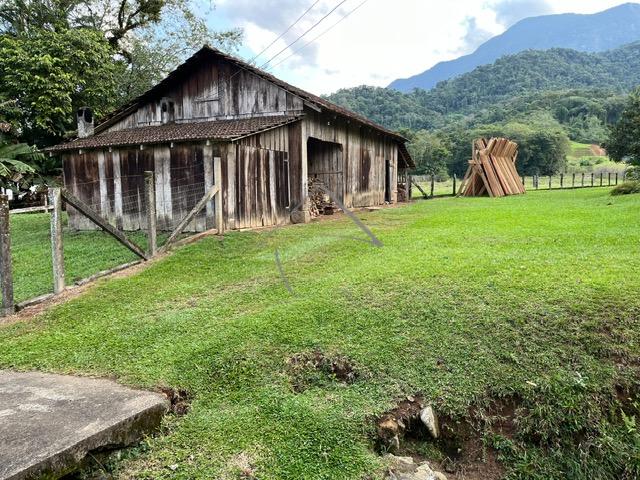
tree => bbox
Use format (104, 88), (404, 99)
(606, 87), (640, 166)
(406, 130), (451, 176)
(0, 28), (121, 146)
(0, 133), (38, 191)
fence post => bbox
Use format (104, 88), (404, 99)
(548, 175), (552, 190)
(452, 174), (457, 196)
(591, 173), (594, 187)
(616, 172), (619, 185)
(535, 175), (539, 190)
(608, 172), (611, 186)
(0, 195), (14, 316)
(560, 173), (564, 189)
(49, 188), (65, 295)
(430, 175), (435, 197)
(572, 173), (576, 188)
(214, 156), (224, 234)
(599, 172), (603, 187)
(144, 171), (157, 256)
(581, 173), (585, 187)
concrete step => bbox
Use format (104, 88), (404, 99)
(0, 371), (168, 480)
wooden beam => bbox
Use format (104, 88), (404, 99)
(49, 188), (65, 294)
(159, 184), (219, 253)
(144, 171), (157, 256)
(61, 188), (148, 260)
(411, 179), (428, 198)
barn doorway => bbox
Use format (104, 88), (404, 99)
(307, 137), (344, 206)
(384, 159), (391, 203)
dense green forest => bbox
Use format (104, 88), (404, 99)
(326, 43), (640, 176)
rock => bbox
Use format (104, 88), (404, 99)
(433, 472), (448, 480)
(384, 454), (416, 474)
(419, 406), (439, 439)
(385, 456), (442, 480)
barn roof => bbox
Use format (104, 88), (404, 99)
(94, 45), (410, 145)
(47, 115), (302, 152)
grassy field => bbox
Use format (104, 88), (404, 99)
(1, 188), (640, 479)
(9, 213), (146, 303)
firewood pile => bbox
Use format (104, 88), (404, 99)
(459, 137), (525, 197)
(308, 177), (337, 217)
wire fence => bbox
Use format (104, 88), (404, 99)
(1, 164), (223, 316)
(411, 170), (629, 199)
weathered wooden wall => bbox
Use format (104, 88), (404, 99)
(301, 111), (399, 209)
(105, 60), (304, 132)
(62, 138), (291, 233)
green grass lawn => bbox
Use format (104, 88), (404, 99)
(10, 213), (146, 303)
(1, 189), (640, 479)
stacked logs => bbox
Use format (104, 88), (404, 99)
(308, 178), (337, 217)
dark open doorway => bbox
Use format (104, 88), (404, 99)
(384, 159), (391, 203)
(307, 137), (344, 204)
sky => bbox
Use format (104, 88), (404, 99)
(204, 0), (631, 95)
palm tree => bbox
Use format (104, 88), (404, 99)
(0, 133), (38, 188)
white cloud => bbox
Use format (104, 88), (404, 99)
(212, 0), (630, 94)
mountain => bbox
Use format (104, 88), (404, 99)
(389, 3), (640, 92)
(326, 42), (640, 132)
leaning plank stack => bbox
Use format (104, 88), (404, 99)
(459, 138), (525, 197)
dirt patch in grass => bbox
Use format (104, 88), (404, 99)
(159, 387), (192, 416)
(286, 350), (359, 392)
(375, 395), (513, 480)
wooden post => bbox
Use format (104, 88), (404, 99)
(600, 172), (603, 186)
(548, 175), (552, 190)
(144, 171), (157, 256)
(49, 188), (65, 295)
(591, 173), (594, 187)
(535, 175), (539, 190)
(616, 172), (619, 185)
(582, 173), (585, 187)
(407, 174), (413, 201)
(572, 173), (576, 188)
(214, 156), (223, 234)
(0, 195), (14, 316)
(608, 172), (611, 186)
(560, 173), (564, 188)
(452, 174), (457, 196)
(430, 175), (435, 197)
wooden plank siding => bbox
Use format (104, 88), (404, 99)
(104, 60), (304, 133)
(63, 111), (401, 232)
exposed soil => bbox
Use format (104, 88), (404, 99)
(286, 350), (358, 392)
(375, 395), (511, 480)
(159, 387), (192, 416)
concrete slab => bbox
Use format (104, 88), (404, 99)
(0, 371), (168, 480)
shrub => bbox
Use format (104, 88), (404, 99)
(611, 181), (640, 195)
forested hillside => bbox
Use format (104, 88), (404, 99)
(390, 2), (640, 91)
(327, 42), (640, 131)
(326, 42), (640, 177)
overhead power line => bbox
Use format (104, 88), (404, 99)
(258, 0), (349, 70)
(269, 0), (370, 70)
(246, 0), (322, 65)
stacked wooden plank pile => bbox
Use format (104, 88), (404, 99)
(459, 138), (525, 197)
(308, 178), (337, 217)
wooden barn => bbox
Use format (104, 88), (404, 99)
(48, 45), (414, 232)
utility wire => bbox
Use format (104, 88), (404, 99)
(269, 0), (370, 70)
(246, 0), (322, 65)
(258, 0), (349, 70)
